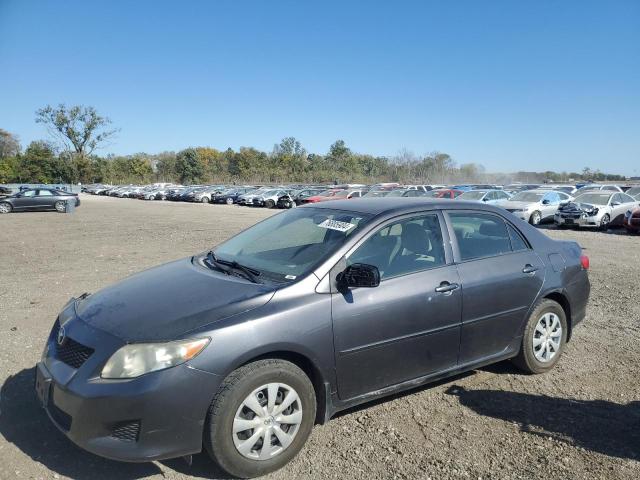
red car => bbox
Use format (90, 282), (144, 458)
(623, 207), (640, 233)
(302, 188), (347, 203)
(425, 188), (463, 199)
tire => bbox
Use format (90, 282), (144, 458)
(226, 197), (234, 205)
(201, 197), (210, 204)
(513, 299), (567, 374)
(290, 202), (296, 208)
(265, 200), (275, 209)
(54, 201), (66, 213)
(529, 211), (542, 226)
(204, 359), (316, 478)
(0, 202), (12, 214)
(600, 214), (610, 230)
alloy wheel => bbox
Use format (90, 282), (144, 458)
(0, 203), (11, 214)
(532, 313), (562, 362)
(530, 211), (541, 225)
(232, 383), (303, 460)
(55, 201), (66, 212)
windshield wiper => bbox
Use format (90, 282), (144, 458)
(205, 251), (262, 284)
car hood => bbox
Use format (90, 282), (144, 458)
(496, 200), (537, 209)
(558, 201), (602, 215)
(75, 257), (276, 342)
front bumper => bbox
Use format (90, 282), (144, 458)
(36, 315), (222, 462)
(554, 214), (599, 227)
(623, 215), (640, 232)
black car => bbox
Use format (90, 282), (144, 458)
(0, 186), (12, 198)
(36, 199), (590, 477)
(214, 187), (253, 205)
(0, 188), (80, 214)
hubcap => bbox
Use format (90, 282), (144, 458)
(232, 383), (303, 460)
(533, 313), (562, 362)
(0, 203), (9, 213)
(55, 202), (65, 212)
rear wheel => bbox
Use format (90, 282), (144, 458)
(0, 202), (12, 214)
(201, 197), (210, 204)
(204, 359), (316, 478)
(265, 200), (275, 209)
(54, 201), (66, 213)
(513, 299), (567, 374)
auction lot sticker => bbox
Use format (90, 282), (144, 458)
(318, 219), (356, 232)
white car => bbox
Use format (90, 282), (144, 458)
(496, 189), (573, 225)
(456, 189), (512, 204)
(555, 191), (639, 229)
(574, 184), (623, 195)
(251, 189), (287, 208)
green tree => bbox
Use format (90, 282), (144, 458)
(19, 140), (63, 183)
(175, 148), (204, 184)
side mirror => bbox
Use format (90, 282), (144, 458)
(482, 197), (489, 202)
(611, 201), (621, 206)
(337, 263), (380, 290)
(542, 199), (550, 205)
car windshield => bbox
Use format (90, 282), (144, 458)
(318, 190), (339, 197)
(214, 208), (372, 281)
(333, 190), (351, 197)
(574, 193), (611, 205)
(511, 192), (544, 202)
(458, 191), (486, 200)
(386, 189), (408, 197)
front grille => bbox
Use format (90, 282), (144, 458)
(51, 321), (94, 369)
(111, 420), (141, 442)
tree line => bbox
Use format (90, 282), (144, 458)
(0, 104), (628, 186)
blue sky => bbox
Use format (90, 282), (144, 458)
(0, 0), (638, 175)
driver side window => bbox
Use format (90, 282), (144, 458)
(347, 214), (446, 280)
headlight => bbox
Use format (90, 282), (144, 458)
(101, 338), (210, 379)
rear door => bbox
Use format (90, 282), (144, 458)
(445, 211), (544, 364)
(332, 211), (462, 399)
(35, 189), (57, 209)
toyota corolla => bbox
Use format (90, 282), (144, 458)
(35, 198), (590, 478)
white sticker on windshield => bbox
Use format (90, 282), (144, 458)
(285, 274), (297, 280)
(318, 219), (356, 232)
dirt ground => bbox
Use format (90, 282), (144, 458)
(0, 194), (638, 480)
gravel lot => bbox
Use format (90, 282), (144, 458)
(1, 194), (638, 480)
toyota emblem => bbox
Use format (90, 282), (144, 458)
(57, 326), (66, 346)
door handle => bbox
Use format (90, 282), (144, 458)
(435, 282), (459, 294)
(522, 264), (539, 274)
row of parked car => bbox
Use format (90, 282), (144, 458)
(82, 181), (640, 233)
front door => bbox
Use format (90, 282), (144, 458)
(332, 212), (462, 400)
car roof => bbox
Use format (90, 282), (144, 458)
(301, 197), (503, 216)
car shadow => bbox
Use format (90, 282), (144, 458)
(446, 385), (640, 461)
(0, 368), (163, 479)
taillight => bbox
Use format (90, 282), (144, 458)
(580, 254), (590, 270)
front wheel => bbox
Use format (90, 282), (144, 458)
(600, 213), (610, 230)
(529, 210), (542, 225)
(513, 299), (567, 374)
(54, 201), (66, 213)
(0, 202), (12, 214)
(204, 359), (316, 478)
(201, 197), (210, 204)
(226, 197), (234, 205)
(265, 200), (275, 209)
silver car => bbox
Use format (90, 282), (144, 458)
(456, 189), (512, 204)
(555, 191), (639, 229)
(496, 189), (573, 225)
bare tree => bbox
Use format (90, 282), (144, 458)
(35, 104), (118, 156)
(0, 129), (21, 158)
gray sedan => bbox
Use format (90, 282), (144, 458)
(36, 199), (590, 478)
(496, 189), (572, 225)
(0, 188), (80, 214)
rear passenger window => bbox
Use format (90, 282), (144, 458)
(507, 224), (529, 251)
(449, 213), (512, 261)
